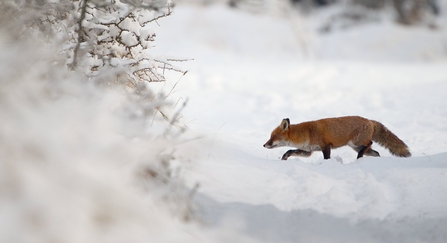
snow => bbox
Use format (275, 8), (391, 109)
(152, 3), (447, 242)
(2, 1), (447, 243)
(121, 30), (139, 46)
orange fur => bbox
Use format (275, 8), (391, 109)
(263, 116), (411, 160)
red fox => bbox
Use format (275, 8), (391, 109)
(263, 116), (411, 160)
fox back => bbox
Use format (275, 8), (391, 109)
(264, 116), (410, 160)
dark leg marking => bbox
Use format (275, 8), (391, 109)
(281, 149), (312, 160)
(357, 141), (373, 159)
(365, 149), (380, 157)
(351, 143), (380, 158)
(322, 144), (331, 160)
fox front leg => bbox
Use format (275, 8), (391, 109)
(281, 149), (312, 160)
(322, 144), (331, 160)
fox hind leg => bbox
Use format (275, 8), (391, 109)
(281, 149), (312, 160)
(351, 141), (380, 159)
(364, 148), (380, 157)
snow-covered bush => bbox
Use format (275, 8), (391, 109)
(9, 0), (185, 83)
(391, 0), (439, 25)
(313, 0), (441, 33)
(0, 1), (210, 242)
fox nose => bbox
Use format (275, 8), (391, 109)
(263, 144), (266, 147)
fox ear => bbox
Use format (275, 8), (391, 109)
(280, 118), (290, 131)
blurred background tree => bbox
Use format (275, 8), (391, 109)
(183, 0), (440, 26)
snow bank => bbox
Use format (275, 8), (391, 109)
(0, 29), (255, 243)
(153, 3), (447, 242)
(2, 1), (447, 242)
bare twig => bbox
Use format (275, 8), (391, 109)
(70, 0), (88, 69)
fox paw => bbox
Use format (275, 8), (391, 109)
(281, 152), (291, 160)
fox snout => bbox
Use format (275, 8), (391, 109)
(263, 140), (275, 149)
(263, 143), (272, 149)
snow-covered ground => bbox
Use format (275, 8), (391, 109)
(2, 2), (447, 243)
(153, 3), (447, 242)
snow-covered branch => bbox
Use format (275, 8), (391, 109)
(65, 0), (185, 82)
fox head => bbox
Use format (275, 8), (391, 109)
(263, 118), (290, 149)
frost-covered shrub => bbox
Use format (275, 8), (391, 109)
(5, 0), (185, 83)
(69, 0), (185, 82)
(0, 34), (199, 241)
(0, 1), (209, 242)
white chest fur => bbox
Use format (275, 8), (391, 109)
(289, 140), (321, 151)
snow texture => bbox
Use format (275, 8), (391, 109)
(2, 1), (447, 243)
(153, 3), (447, 243)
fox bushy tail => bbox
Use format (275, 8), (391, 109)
(372, 121), (411, 157)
